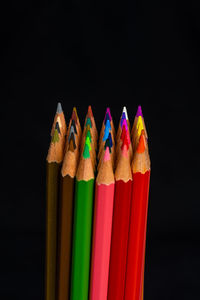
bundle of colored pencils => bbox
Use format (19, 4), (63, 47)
(45, 103), (151, 300)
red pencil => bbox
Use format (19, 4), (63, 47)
(107, 142), (132, 300)
(124, 130), (151, 300)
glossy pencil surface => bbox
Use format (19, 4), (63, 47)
(124, 171), (150, 300)
(45, 103), (66, 300)
(45, 162), (61, 300)
(70, 179), (94, 300)
(107, 179), (132, 300)
(90, 147), (115, 300)
(57, 175), (74, 300)
(124, 132), (150, 300)
(70, 111), (96, 300)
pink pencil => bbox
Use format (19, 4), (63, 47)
(90, 146), (115, 300)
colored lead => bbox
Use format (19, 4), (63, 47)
(136, 130), (146, 153)
(136, 105), (143, 117)
(56, 102), (63, 114)
(83, 142), (90, 159)
(86, 117), (92, 128)
(136, 116), (144, 137)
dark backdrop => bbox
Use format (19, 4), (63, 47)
(1, 0), (200, 299)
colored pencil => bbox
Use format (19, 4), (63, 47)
(124, 130), (151, 300)
(98, 113), (115, 167)
(99, 107), (115, 142)
(90, 146), (115, 300)
(70, 134), (95, 300)
(116, 106), (130, 143)
(131, 106), (148, 152)
(57, 108), (81, 300)
(116, 118), (133, 163)
(87, 105), (98, 142)
(45, 103), (66, 300)
(107, 139), (132, 300)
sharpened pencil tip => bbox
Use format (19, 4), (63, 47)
(136, 105), (143, 117)
(56, 102), (63, 113)
(88, 105), (94, 118)
(123, 106), (128, 120)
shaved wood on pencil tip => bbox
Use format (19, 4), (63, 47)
(51, 102), (67, 137)
(115, 144), (132, 182)
(47, 125), (66, 164)
(61, 145), (80, 178)
(76, 154), (94, 181)
(96, 147), (114, 185)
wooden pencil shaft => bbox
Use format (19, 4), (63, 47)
(70, 179), (94, 300)
(57, 175), (75, 300)
(90, 183), (115, 300)
(124, 171), (150, 300)
(107, 179), (132, 300)
(45, 162), (61, 300)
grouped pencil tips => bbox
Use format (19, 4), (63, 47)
(45, 103), (151, 300)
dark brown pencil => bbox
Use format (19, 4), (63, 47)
(45, 103), (67, 300)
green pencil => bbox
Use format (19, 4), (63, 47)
(70, 140), (95, 300)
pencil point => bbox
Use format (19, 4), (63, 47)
(136, 105), (143, 117)
(120, 112), (126, 127)
(105, 108), (112, 121)
(56, 102), (63, 114)
(123, 107), (128, 120)
(88, 105), (94, 118)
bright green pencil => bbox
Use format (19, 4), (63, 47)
(70, 141), (95, 300)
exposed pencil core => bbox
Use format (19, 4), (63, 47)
(136, 105), (143, 117)
(57, 102), (63, 113)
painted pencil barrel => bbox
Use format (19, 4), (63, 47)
(90, 183), (115, 300)
(70, 179), (94, 300)
(57, 175), (75, 300)
(124, 171), (150, 300)
(45, 162), (60, 300)
(107, 179), (132, 300)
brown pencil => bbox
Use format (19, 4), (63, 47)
(57, 123), (81, 300)
(45, 103), (66, 300)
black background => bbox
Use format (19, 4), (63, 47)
(1, 0), (200, 299)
